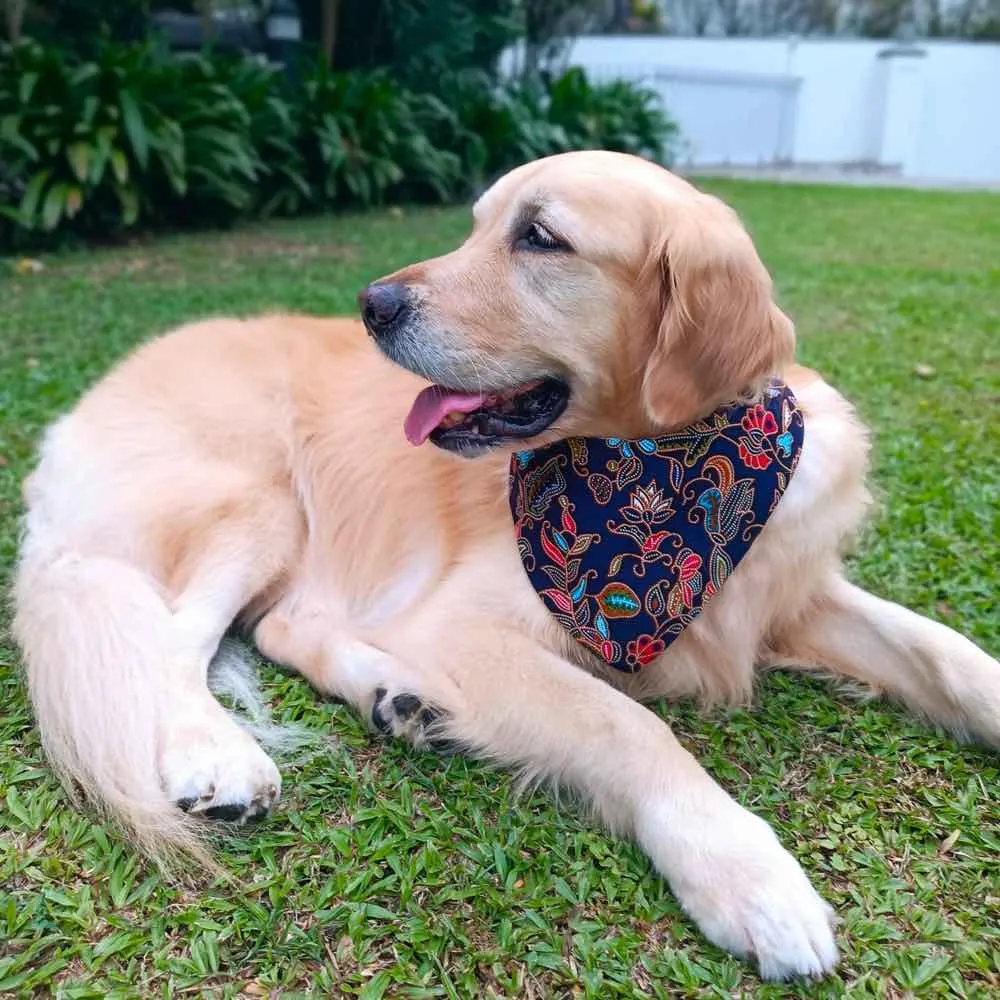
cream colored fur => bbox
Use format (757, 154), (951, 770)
(13, 152), (999, 981)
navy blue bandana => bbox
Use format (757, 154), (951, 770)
(509, 379), (805, 672)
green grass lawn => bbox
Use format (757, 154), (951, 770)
(1, 181), (999, 998)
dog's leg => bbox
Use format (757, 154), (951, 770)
(254, 609), (462, 751)
(257, 602), (840, 978)
(155, 521), (298, 822)
(351, 617), (836, 981)
(14, 521), (290, 858)
(770, 575), (1000, 747)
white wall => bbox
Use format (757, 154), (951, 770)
(784, 41), (881, 164)
(554, 37), (1000, 184)
(911, 43), (1000, 183)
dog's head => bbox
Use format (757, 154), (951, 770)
(359, 151), (795, 456)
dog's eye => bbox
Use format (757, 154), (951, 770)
(517, 222), (568, 253)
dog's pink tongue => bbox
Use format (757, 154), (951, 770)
(404, 386), (487, 446)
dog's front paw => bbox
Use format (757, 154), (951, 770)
(160, 715), (281, 823)
(370, 686), (455, 752)
(640, 802), (838, 981)
(680, 837), (838, 981)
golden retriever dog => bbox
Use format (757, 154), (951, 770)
(13, 151), (1000, 981)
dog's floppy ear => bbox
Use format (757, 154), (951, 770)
(640, 194), (795, 429)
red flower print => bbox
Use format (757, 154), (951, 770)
(741, 405), (778, 436)
(738, 404), (778, 470)
(678, 552), (702, 582)
(561, 507), (577, 535)
(626, 634), (665, 666)
(539, 529), (566, 565)
(641, 530), (671, 554)
(738, 441), (772, 470)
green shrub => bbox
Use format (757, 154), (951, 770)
(147, 53), (270, 225)
(20, 0), (151, 58)
(0, 40), (270, 241)
(0, 39), (680, 248)
(297, 62), (464, 209)
(438, 70), (571, 184)
(436, 67), (679, 188)
(210, 55), (311, 219)
(302, 0), (521, 90)
(0, 40), (166, 241)
(547, 67), (679, 162)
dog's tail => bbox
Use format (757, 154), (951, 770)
(12, 530), (210, 867)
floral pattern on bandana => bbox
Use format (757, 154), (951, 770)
(509, 379), (805, 672)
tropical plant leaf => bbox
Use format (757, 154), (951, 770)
(18, 168), (52, 227)
(66, 142), (90, 183)
(41, 182), (67, 231)
(119, 90), (148, 169)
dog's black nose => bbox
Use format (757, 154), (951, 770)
(359, 282), (408, 336)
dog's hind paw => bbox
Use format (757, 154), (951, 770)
(370, 686), (457, 753)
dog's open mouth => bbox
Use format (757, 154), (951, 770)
(404, 378), (569, 452)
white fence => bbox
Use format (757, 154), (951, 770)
(549, 37), (1000, 185)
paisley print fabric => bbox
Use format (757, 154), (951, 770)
(509, 379), (805, 672)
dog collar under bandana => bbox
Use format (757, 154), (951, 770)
(509, 379), (804, 672)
